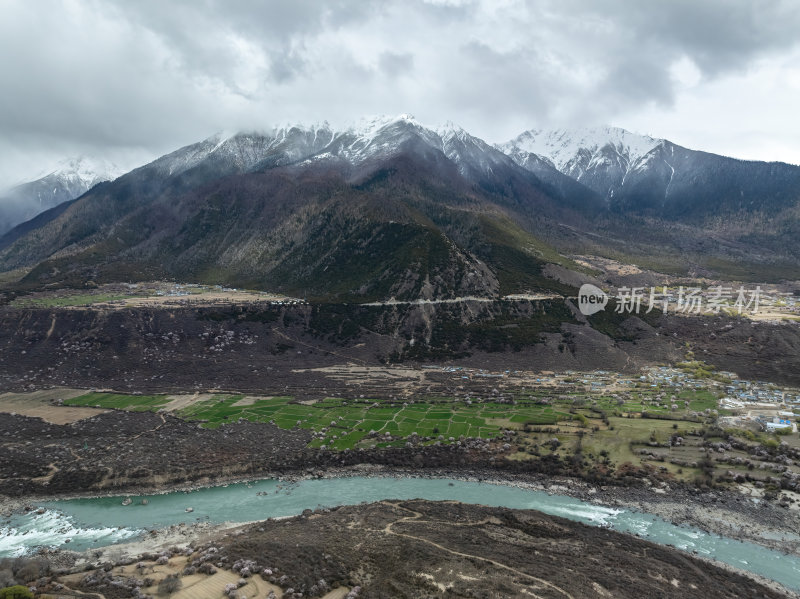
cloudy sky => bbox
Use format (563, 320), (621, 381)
(2, 0), (800, 188)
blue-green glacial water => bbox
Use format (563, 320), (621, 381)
(1, 476), (798, 591)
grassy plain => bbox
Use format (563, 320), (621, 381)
(63, 388), (717, 453)
(54, 384), (800, 485)
(65, 392), (170, 411)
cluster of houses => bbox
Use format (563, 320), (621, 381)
(771, 291), (800, 313)
(761, 415), (796, 432)
(426, 366), (699, 395)
(637, 368), (799, 433)
(154, 283), (195, 297)
(717, 379), (799, 433)
(719, 409), (798, 433)
(141, 283), (308, 306)
(722, 378), (800, 406)
(638, 366), (725, 389)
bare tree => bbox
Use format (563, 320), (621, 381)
(158, 575), (182, 596)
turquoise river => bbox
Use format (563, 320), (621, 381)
(1, 476), (798, 591)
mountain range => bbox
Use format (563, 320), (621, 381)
(2, 115), (799, 298)
(500, 126), (800, 220)
(0, 157), (122, 236)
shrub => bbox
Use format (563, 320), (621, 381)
(0, 586), (33, 599)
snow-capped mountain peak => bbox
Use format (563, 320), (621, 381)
(436, 122), (480, 152)
(0, 155), (124, 235)
(347, 113), (418, 137)
(141, 114), (567, 195)
(160, 114), (518, 178)
(39, 155), (124, 188)
(498, 126), (676, 204)
(502, 126), (663, 173)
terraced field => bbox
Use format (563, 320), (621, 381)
(174, 395), (577, 450)
(63, 392), (576, 450)
(61, 387), (720, 452)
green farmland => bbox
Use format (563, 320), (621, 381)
(65, 392), (576, 450)
(175, 395), (575, 450)
(65, 392), (170, 411)
(62, 387), (722, 455)
(54, 383), (800, 486)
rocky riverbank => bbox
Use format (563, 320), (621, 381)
(14, 495), (800, 599)
(4, 464), (800, 559)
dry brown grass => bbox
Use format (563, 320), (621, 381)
(0, 388), (103, 424)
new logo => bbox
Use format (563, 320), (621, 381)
(578, 283), (608, 315)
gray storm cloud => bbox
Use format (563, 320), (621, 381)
(1, 0), (799, 188)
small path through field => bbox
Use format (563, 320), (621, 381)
(129, 412), (166, 441)
(45, 314), (57, 339)
(31, 461), (60, 484)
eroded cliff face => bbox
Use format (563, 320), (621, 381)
(1, 300), (797, 396)
(0, 300), (670, 392)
